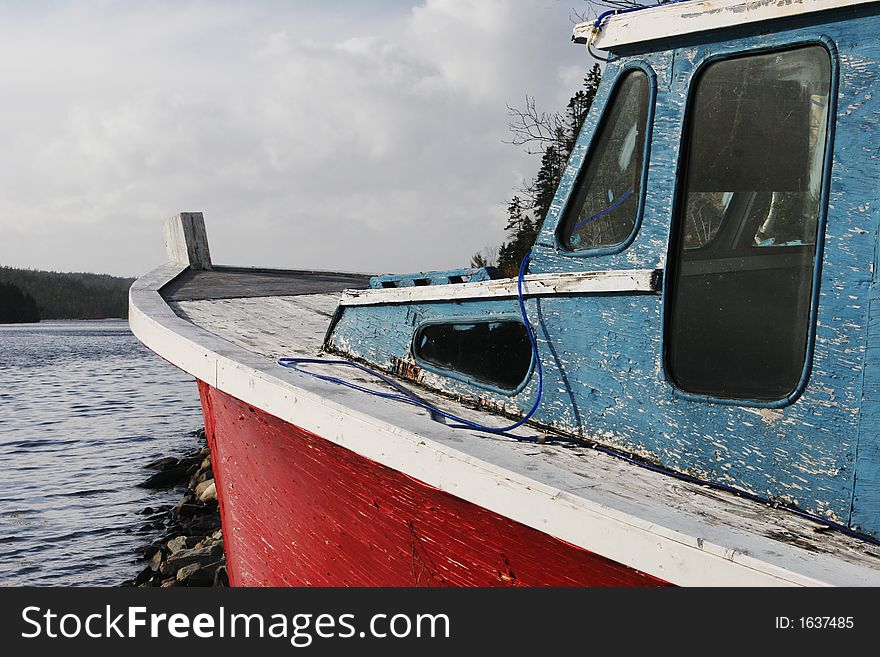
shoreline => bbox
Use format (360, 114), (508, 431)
(124, 429), (227, 587)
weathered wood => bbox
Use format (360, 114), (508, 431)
(170, 294), (339, 358)
(162, 266), (370, 302)
(340, 268), (659, 307)
(575, 0), (879, 50)
(164, 212), (212, 270)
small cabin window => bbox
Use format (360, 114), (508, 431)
(665, 45), (832, 402)
(413, 320), (533, 392)
(558, 69), (651, 252)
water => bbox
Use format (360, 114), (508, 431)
(0, 320), (203, 585)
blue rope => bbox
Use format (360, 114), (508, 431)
(278, 250), (544, 437)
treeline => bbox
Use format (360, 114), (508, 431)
(0, 282), (40, 323)
(473, 64), (602, 276)
(0, 266), (135, 322)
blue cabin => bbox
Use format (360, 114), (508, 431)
(325, 0), (880, 541)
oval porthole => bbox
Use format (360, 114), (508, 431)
(413, 320), (533, 393)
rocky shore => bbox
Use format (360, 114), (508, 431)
(123, 429), (228, 587)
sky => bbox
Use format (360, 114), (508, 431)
(0, 0), (603, 277)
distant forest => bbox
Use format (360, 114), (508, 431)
(0, 267), (134, 323)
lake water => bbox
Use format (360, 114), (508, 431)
(0, 320), (204, 585)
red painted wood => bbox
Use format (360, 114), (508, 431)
(198, 381), (670, 587)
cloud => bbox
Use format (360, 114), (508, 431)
(0, 0), (587, 276)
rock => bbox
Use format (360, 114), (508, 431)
(144, 457), (179, 471)
(175, 563), (202, 582)
(165, 542), (225, 572)
(135, 566), (155, 586)
(184, 514), (221, 534)
(213, 566), (229, 587)
(166, 535), (198, 554)
(197, 482), (216, 503)
(139, 466), (191, 489)
(194, 478), (213, 497)
(174, 503), (203, 519)
(147, 549), (164, 572)
(130, 431), (227, 587)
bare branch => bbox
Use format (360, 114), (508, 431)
(504, 95), (568, 153)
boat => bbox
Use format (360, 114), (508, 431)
(130, 0), (880, 586)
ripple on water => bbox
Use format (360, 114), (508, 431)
(0, 320), (203, 585)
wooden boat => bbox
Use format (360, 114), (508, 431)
(130, 0), (880, 586)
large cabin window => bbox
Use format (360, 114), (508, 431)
(557, 69), (651, 252)
(413, 320), (533, 392)
(665, 45), (832, 402)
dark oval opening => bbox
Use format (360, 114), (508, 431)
(413, 320), (533, 392)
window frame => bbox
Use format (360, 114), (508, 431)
(554, 62), (658, 258)
(660, 37), (839, 409)
(411, 316), (536, 397)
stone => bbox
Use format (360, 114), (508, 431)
(213, 566), (229, 587)
(139, 466), (190, 489)
(174, 503), (202, 518)
(166, 536), (196, 554)
(147, 549), (163, 572)
(165, 542), (225, 571)
(197, 482), (217, 503)
(134, 568), (154, 586)
(144, 456), (179, 471)
(176, 563), (201, 582)
(194, 478), (214, 497)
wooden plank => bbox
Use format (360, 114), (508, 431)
(164, 212), (212, 269)
(340, 268), (659, 307)
(574, 0), (880, 50)
(170, 294), (337, 358)
(162, 266), (370, 302)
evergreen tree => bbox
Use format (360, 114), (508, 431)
(0, 281), (40, 323)
(485, 65), (603, 277)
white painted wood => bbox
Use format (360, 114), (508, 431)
(164, 212), (212, 270)
(130, 260), (880, 586)
(573, 0), (879, 50)
(340, 269), (656, 307)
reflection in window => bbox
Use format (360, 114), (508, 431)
(558, 69), (651, 251)
(666, 46), (831, 401)
(414, 321), (532, 392)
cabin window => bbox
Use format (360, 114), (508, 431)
(413, 320), (533, 392)
(665, 45), (831, 402)
(557, 69), (651, 252)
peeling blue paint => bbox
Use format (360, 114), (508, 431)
(328, 7), (880, 539)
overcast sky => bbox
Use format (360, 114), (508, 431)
(0, 0), (601, 277)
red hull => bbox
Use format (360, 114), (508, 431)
(198, 381), (670, 587)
